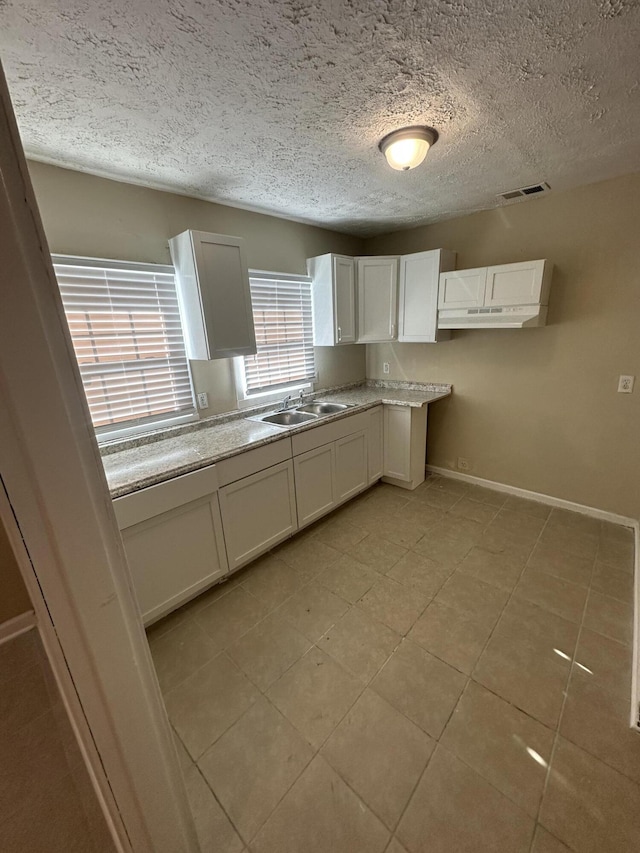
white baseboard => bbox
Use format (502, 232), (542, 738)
(0, 610), (36, 646)
(427, 464), (640, 729)
(633, 526), (640, 729)
(426, 465), (637, 528)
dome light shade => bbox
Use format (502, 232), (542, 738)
(379, 126), (438, 171)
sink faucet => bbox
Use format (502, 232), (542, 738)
(279, 394), (292, 411)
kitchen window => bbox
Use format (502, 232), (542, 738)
(53, 255), (196, 439)
(235, 270), (316, 404)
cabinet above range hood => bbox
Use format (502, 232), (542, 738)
(437, 259), (552, 329)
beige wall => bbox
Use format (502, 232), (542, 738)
(27, 162), (640, 518)
(0, 515), (31, 624)
(0, 629), (115, 849)
(365, 174), (640, 520)
(28, 162), (366, 414)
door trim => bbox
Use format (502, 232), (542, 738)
(0, 63), (199, 853)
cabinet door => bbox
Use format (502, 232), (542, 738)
(438, 268), (487, 309)
(219, 460), (297, 570)
(333, 255), (356, 344)
(484, 260), (547, 307)
(294, 443), (336, 527)
(192, 232), (257, 358)
(334, 430), (368, 504)
(356, 257), (399, 343)
(367, 406), (383, 484)
(121, 493), (227, 625)
(383, 406), (411, 482)
(398, 250), (455, 343)
(170, 230), (257, 359)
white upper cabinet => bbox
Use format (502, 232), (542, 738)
(438, 259), (552, 329)
(398, 249), (456, 343)
(308, 254), (356, 345)
(356, 256), (399, 343)
(484, 259), (551, 307)
(169, 230), (257, 360)
(438, 267), (488, 309)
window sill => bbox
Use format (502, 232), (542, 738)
(235, 382), (314, 411)
(96, 411), (199, 445)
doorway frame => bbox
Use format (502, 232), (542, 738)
(0, 62), (199, 853)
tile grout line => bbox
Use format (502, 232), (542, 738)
(205, 484), (461, 847)
(170, 723), (250, 847)
(157, 479), (629, 852)
(414, 500), (591, 841)
(223, 595), (410, 847)
(527, 546), (598, 853)
(188, 505), (416, 847)
(159, 492), (416, 755)
(323, 484), (568, 844)
(157, 538), (350, 696)
(368, 491), (552, 848)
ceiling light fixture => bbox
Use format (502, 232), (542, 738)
(378, 126), (438, 171)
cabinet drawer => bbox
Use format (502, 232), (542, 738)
(114, 464), (219, 529)
(291, 411), (369, 456)
(216, 437), (292, 486)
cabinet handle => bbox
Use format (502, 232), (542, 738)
(391, 323), (396, 338)
(337, 326), (342, 342)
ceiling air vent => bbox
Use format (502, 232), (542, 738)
(497, 182), (551, 204)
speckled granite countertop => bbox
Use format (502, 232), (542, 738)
(103, 380), (451, 498)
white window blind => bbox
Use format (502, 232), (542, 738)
(53, 256), (196, 432)
(243, 271), (316, 395)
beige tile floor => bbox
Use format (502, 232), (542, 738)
(147, 474), (639, 853)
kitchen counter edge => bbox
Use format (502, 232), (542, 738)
(104, 383), (451, 499)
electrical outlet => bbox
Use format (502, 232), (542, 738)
(617, 375), (635, 393)
(457, 457), (471, 471)
(383, 362), (390, 374)
(197, 392), (209, 409)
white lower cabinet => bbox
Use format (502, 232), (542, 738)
(115, 475), (228, 626)
(294, 421), (369, 528)
(219, 460), (298, 570)
(334, 430), (368, 503)
(367, 406), (383, 484)
(383, 405), (428, 490)
(294, 443), (337, 528)
(115, 404), (432, 625)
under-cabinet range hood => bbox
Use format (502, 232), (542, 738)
(438, 304), (548, 329)
(437, 259), (552, 330)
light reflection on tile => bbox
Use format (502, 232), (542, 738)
(146, 476), (635, 850)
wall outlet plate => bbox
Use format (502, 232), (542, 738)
(197, 392), (209, 409)
(383, 362), (390, 374)
(617, 375), (635, 393)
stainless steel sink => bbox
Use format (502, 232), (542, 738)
(296, 401), (353, 415)
(246, 399), (354, 429)
(254, 410), (319, 427)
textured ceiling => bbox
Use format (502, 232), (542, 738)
(1, 0), (640, 235)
